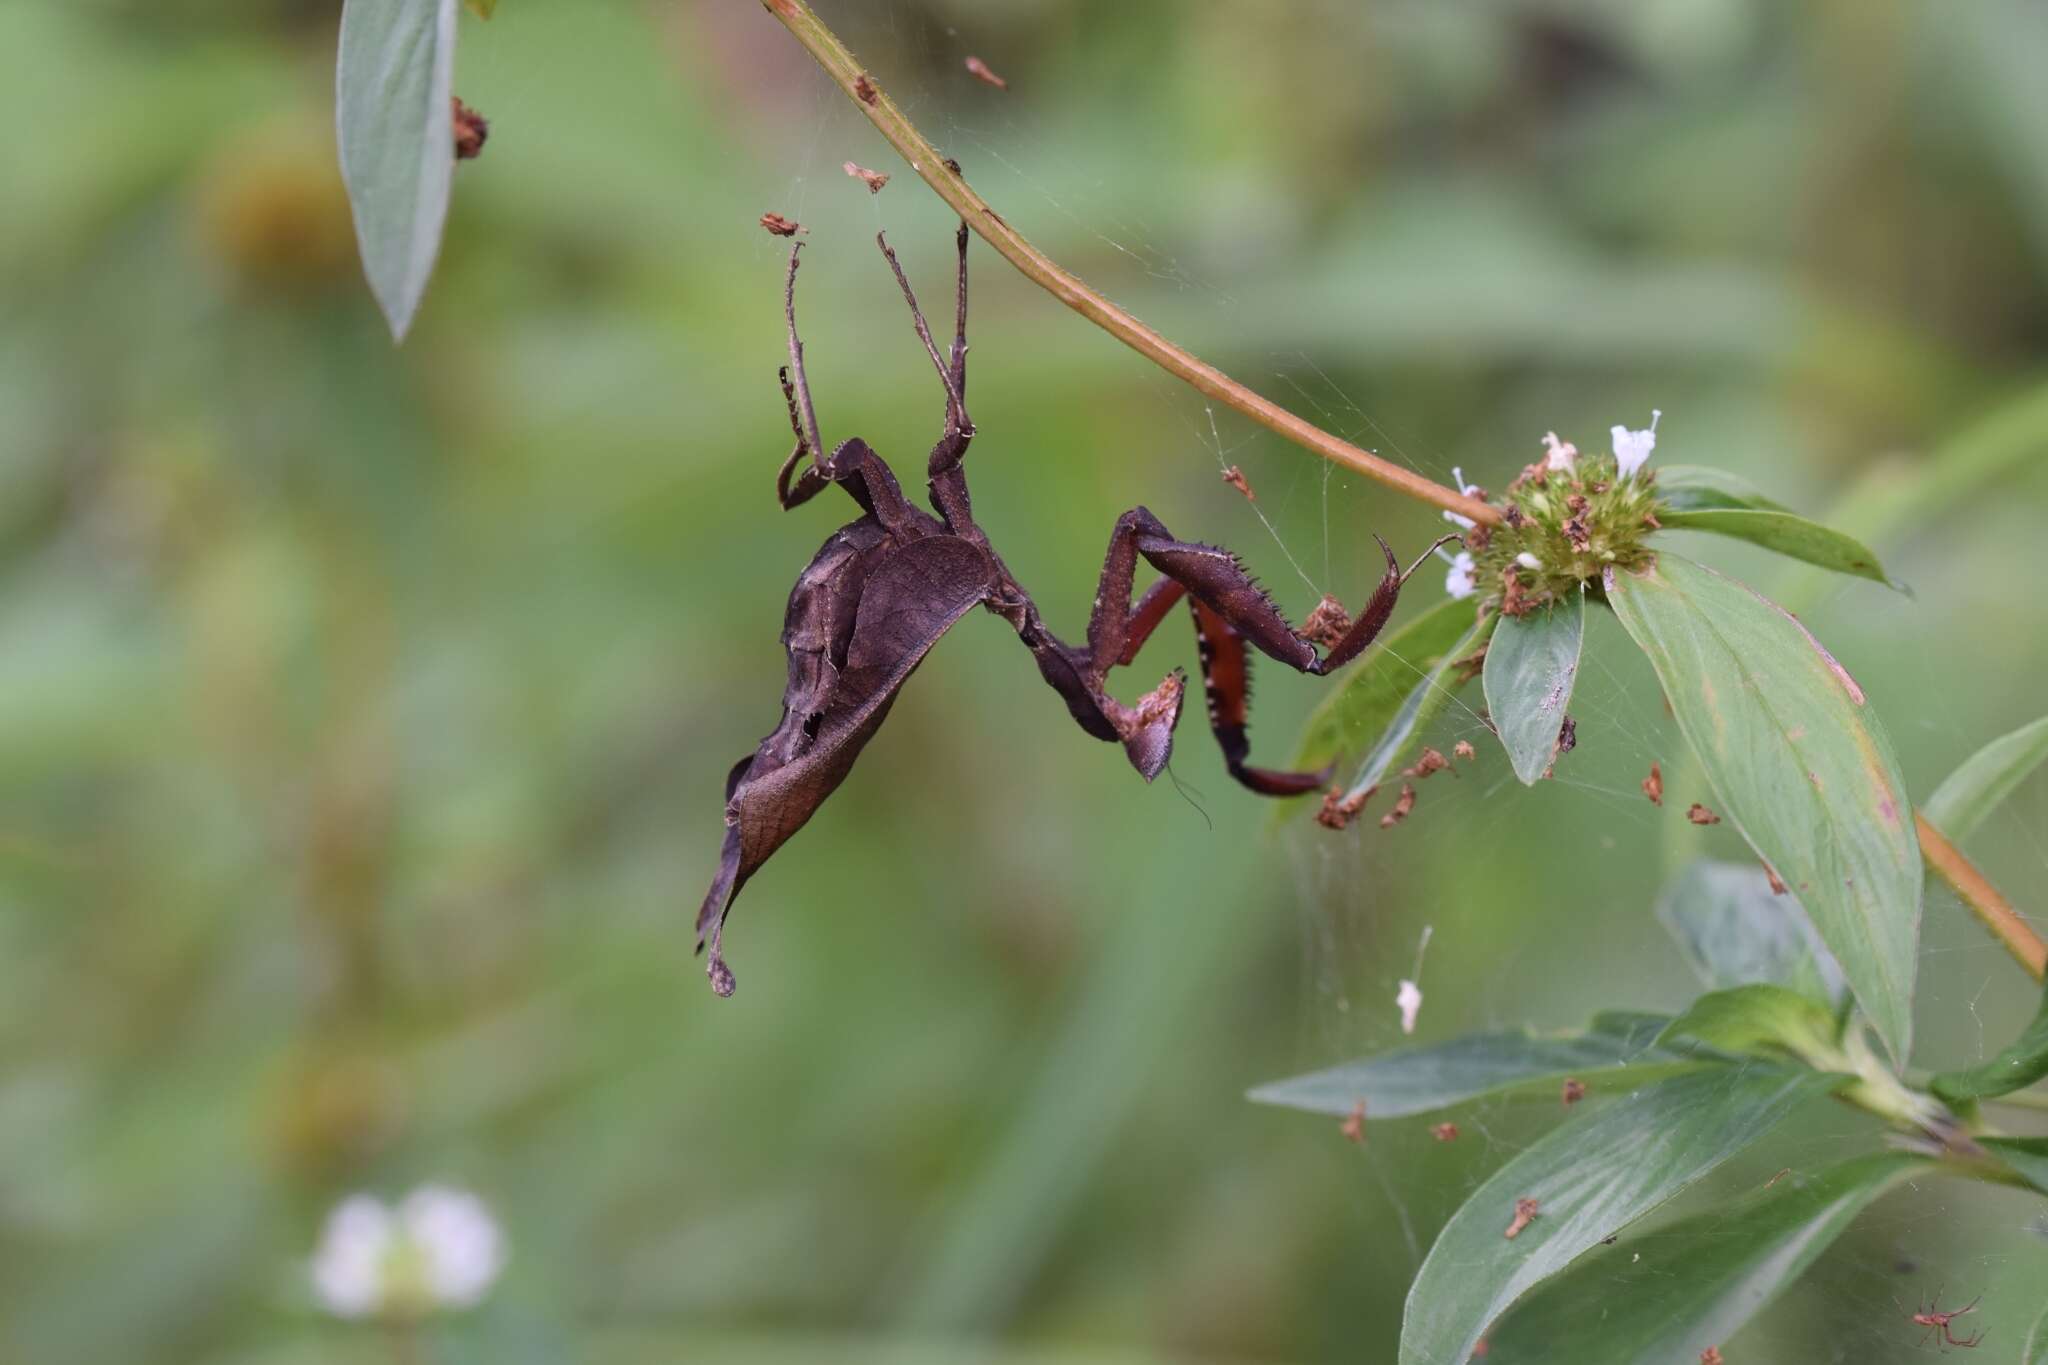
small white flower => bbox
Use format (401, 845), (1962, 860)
(1515, 552), (1542, 571)
(310, 1196), (393, 1321)
(1396, 979), (1423, 1034)
(1612, 410), (1662, 479)
(1542, 432), (1577, 472)
(310, 1186), (505, 1321)
(401, 1186), (505, 1309)
(1443, 551), (1476, 600)
(1443, 465), (1481, 529)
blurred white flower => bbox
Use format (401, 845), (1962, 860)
(310, 1196), (393, 1320)
(1542, 432), (1577, 472)
(1443, 466), (1482, 529)
(1443, 551), (1476, 600)
(1612, 410), (1662, 479)
(1396, 979), (1423, 1034)
(1515, 552), (1542, 571)
(310, 1185), (505, 1321)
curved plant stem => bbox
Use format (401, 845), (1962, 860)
(759, 0), (1500, 529)
(760, 0), (2047, 985)
(1918, 813), (2048, 982)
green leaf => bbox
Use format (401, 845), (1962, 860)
(1653, 465), (1895, 587)
(1606, 553), (1922, 1065)
(1654, 465), (1793, 515)
(1659, 985), (1842, 1065)
(1247, 1012), (1698, 1120)
(1656, 858), (1847, 1006)
(1932, 983), (2048, 1105)
(1923, 714), (2048, 842)
(1658, 509), (1895, 587)
(1334, 609), (1495, 807)
(2028, 1296), (2048, 1365)
(1399, 1066), (1844, 1365)
(1982, 1136), (2048, 1197)
(1483, 586), (1584, 785)
(337, 0), (461, 340)
(1289, 595), (1479, 778)
(1485, 1153), (1929, 1364)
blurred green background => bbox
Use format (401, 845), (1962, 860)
(5, 1), (2048, 1361)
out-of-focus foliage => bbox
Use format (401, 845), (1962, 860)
(3, 2), (2047, 1362)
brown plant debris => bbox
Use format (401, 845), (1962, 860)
(1405, 747), (1450, 780)
(1432, 1122), (1460, 1142)
(759, 212), (802, 237)
(1302, 594), (1351, 648)
(1700, 1349), (1723, 1365)
(1340, 1100), (1366, 1145)
(1501, 566), (1535, 617)
(1763, 862), (1788, 895)
(1453, 740), (1477, 761)
(1504, 1197), (1540, 1239)
(1561, 1077), (1587, 1107)
(1220, 464), (1255, 501)
(964, 55), (1009, 89)
(1687, 803), (1722, 826)
(452, 97), (489, 161)
(1380, 783), (1417, 829)
(843, 161), (890, 194)
(1556, 715), (1577, 757)
(1642, 761), (1663, 806)
(1765, 1168), (1791, 1188)
(854, 72), (878, 104)
(1452, 641), (1489, 684)
(1316, 784), (1372, 831)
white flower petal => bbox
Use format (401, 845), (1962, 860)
(1396, 979), (1423, 1034)
(400, 1186), (506, 1309)
(1612, 409), (1662, 479)
(1542, 432), (1577, 472)
(311, 1196), (395, 1320)
(1444, 552), (1476, 600)
(1515, 552), (1542, 571)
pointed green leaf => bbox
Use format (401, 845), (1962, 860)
(1982, 1136), (2048, 1197)
(1658, 509), (1895, 587)
(1399, 1066), (1844, 1365)
(337, 0), (461, 340)
(1486, 1154), (1928, 1364)
(1289, 595), (1480, 777)
(1248, 1012), (1698, 1120)
(1326, 610), (1497, 809)
(1484, 586), (1584, 785)
(1606, 553), (1921, 1064)
(1924, 714), (2048, 842)
(1656, 858), (1847, 1006)
(1654, 465), (1793, 515)
(1654, 465), (1894, 587)
(1659, 985), (1842, 1066)
(1933, 983), (2048, 1105)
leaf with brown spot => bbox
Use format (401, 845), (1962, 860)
(1606, 554), (1921, 1064)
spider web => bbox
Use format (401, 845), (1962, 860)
(734, 5), (2048, 1361)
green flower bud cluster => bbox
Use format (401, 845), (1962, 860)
(1464, 453), (1661, 613)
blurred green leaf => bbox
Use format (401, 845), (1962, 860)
(1923, 715), (2048, 843)
(1982, 1137), (2048, 1197)
(336, 0), (459, 340)
(1655, 464), (1892, 586)
(1398, 1066), (1845, 1365)
(1485, 1153), (1929, 1365)
(1607, 553), (1921, 1065)
(2030, 1297), (2048, 1365)
(1288, 595), (1478, 777)
(1659, 985), (1841, 1065)
(1656, 859), (1847, 1006)
(1247, 1011), (1698, 1120)
(1334, 609), (1496, 806)
(1483, 586), (1583, 785)
(1932, 983), (2048, 1106)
